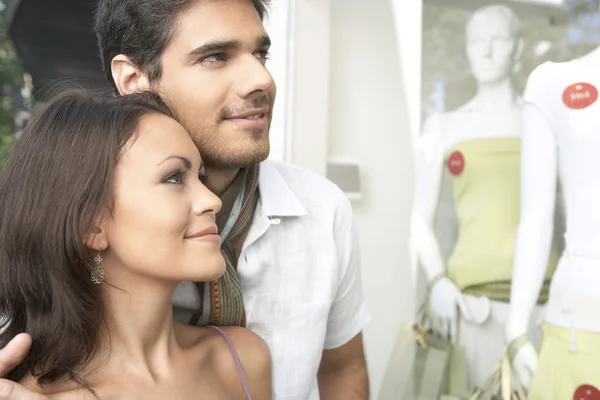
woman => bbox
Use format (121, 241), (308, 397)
(0, 90), (271, 399)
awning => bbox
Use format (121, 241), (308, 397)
(7, 0), (108, 100)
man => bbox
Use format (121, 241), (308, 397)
(0, 0), (371, 399)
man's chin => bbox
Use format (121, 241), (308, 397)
(203, 143), (270, 170)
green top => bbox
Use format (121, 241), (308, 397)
(445, 137), (559, 295)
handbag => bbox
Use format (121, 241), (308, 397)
(378, 301), (471, 400)
(379, 272), (527, 400)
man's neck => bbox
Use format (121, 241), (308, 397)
(205, 167), (245, 232)
(204, 167), (240, 196)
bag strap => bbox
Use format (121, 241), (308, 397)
(468, 363), (501, 400)
(506, 334), (529, 364)
(468, 349), (527, 400)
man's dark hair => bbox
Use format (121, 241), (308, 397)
(93, 0), (271, 93)
(0, 89), (174, 390)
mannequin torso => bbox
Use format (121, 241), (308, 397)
(414, 94), (554, 389)
(506, 46), (600, 397)
(417, 98), (561, 291)
(510, 46), (600, 334)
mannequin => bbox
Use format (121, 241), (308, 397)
(413, 5), (559, 389)
(505, 44), (600, 398)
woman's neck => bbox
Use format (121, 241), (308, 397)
(92, 272), (182, 382)
(20, 273), (184, 395)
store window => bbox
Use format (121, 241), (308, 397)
(408, 1), (600, 398)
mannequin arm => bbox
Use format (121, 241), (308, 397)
(412, 115), (446, 281)
(411, 115), (467, 338)
(505, 102), (558, 343)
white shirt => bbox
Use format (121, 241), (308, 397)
(516, 54), (600, 333)
(173, 160), (371, 400)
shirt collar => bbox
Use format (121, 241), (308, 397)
(257, 160), (307, 218)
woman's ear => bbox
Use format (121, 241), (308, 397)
(85, 224), (109, 252)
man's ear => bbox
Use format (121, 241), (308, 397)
(111, 54), (151, 95)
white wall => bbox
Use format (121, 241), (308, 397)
(391, 0), (422, 156)
(390, 0), (424, 297)
(289, 0), (331, 176)
(263, 0), (293, 162)
(284, 0), (419, 396)
(328, 0), (415, 397)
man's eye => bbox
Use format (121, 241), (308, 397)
(200, 53), (228, 64)
(256, 50), (271, 62)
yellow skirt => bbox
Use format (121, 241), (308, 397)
(528, 323), (600, 400)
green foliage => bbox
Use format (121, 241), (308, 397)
(0, 3), (28, 166)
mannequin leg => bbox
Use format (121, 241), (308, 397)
(528, 323), (600, 400)
(458, 297), (544, 390)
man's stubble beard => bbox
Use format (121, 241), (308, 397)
(190, 123), (271, 170)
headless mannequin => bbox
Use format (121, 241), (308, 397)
(506, 43), (600, 396)
(413, 5), (541, 389)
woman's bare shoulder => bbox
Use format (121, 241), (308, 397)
(174, 322), (271, 398)
(205, 326), (272, 400)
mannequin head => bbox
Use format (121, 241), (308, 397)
(466, 5), (524, 84)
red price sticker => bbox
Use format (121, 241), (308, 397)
(573, 384), (600, 400)
(447, 151), (465, 176)
(563, 82), (598, 109)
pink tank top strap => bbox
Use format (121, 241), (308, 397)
(208, 325), (252, 400)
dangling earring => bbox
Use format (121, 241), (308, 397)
(91, 252), (104, 284)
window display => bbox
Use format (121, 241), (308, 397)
(411, 0), (600, 397)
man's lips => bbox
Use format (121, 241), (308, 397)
(225, 107), (269, 120)
(223, 107), (269, 129)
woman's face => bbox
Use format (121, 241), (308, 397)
(101, 113), (225, 283)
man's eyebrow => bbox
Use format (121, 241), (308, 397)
(187, 40), (241, 57)
(186, 35), (271, 57)
(256, 35), (271, 48)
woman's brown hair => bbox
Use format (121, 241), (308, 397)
(0, 89), (175, 387)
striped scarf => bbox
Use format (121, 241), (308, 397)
(189, 164), (260, 327)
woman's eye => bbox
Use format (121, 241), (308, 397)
(198, 172), (207, 184)
(164, 171), (185, 184)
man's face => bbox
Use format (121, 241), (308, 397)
(155, 0), (276, 170)
(466, 9), (520, 84)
